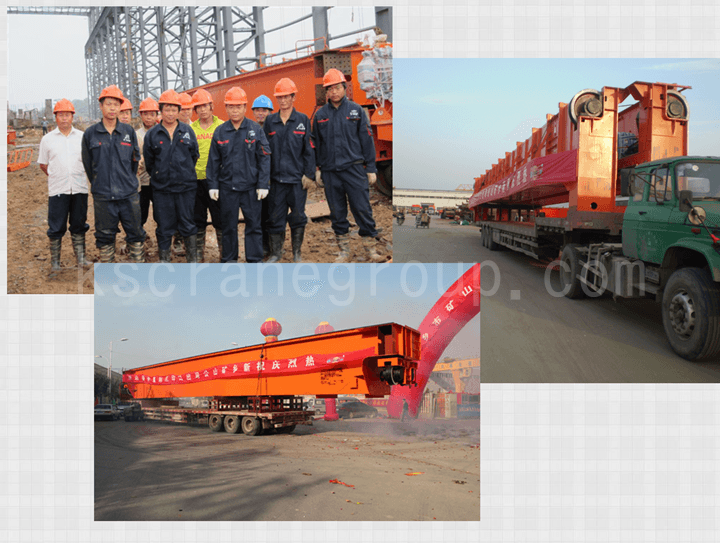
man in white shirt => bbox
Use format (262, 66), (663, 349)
(37, 98), (90, 271)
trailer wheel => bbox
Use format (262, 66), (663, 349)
(208, 414), (225, 432)
(223, 415), (241, 434)
(241, 416), (262, 436)
(662, 268), (720, 361)
(560, 244), (587, 299)
(481, 226), (488, 248)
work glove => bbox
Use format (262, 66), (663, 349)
(315, 170), (324, 188)
(367, 172), (377, 186)
(301, 175), (313, 190)
(257, 188), (269, 200)
(209, 189), (219, 201)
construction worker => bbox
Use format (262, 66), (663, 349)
(143, 89), (200, 263)
(312, 68), (382, 262)
(119, 98), (133, 125)
(41, 117), (49, 135)
(263, 78), (315, 263)
(190, 89), (224, 262)
(251, 94), (274, 259)
(136, 97), (159, 228)
(81, 85), (145, 263)
(251, 95), (273, 127)
(178, 93), (194, 125)
(38, 98), (90, 270)
(206, 86), (271, 263)
(171, 92), (195, 255)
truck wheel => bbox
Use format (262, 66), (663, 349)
(662, 268), (720, 361)
(482, 226), (488, 248)
(208, 414), (225, 432)
(560, 244), (587, 299)
(487, 227), (499, 251)
(277, 425), (296, 434)
(223, 415), (241, 434)
(241, 416), (262, 436)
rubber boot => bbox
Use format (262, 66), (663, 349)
(334, 233), (351, 263)
(98, 243), (116, 263)
(71, 233), (91, 267)
(49, 238), (62, 271)
(172, 231), (185, 256)
(159, 248), (172, 263)
(127, 241), (145, 263)
(196, 228), (206, 263)
(266, 232), (285, 264)
(184, 234), (198, 263)
(290, 227), (305, 263)
(262, 230), (271, 261)
(363, 236), (383, 262)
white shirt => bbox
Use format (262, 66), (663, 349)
(37, 126), (88, 197)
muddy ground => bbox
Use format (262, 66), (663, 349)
(6, 127), (393, 294)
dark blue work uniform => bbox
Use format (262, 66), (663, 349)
(311, 96), (378, 237)
(143, 121), (200, 251)
(206, 117), (271, 262)
(264, 109), (316, 233)
(81, 121), (145, 247)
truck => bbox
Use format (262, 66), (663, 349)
(121, 322), (420, 435)
(470, 81), (720, 361)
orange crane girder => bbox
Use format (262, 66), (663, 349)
(185, 44), (392, 165)
(123, 323), (420, 400)
(471, 81), (690, 213)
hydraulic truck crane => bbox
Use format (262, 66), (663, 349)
(470, 81), (720, 361)
(122, 322), (420, 435)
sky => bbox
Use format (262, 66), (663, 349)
(6, 6), (381, 110)
(94, 263), (480, 372)
(394, 58), (720, 191)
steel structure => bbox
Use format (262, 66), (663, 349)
(8, 6), (392, 118)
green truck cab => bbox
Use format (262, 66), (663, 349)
(621, 157), (720, 360)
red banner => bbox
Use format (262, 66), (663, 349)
(123, 347), (377, 385)
(468, 149), (577, 207)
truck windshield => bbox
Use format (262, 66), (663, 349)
(676, 161), (720, 200)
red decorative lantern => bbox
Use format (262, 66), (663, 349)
(314, 321), (335, 335)
(260, 318), (282, 343)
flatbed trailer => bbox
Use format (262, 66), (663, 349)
(135, 396), (311, 435)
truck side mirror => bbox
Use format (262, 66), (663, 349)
(620, 168), (634, 197)
(678, 190), (693, 212)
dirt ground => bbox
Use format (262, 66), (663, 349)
(6, 128), (393, 294)
(95, 416), (480, 521)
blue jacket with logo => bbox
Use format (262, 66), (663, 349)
(311, 97), (376, 174)
(206, 117), (271, 192)
(143, 121), (199, 193)
(81, 121), (140, 201)
(264, 109), (315, 184)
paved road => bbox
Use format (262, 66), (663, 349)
(95, 417), (480, 521)
(480, 243), (720, 382)
(393, 218), (482, 262)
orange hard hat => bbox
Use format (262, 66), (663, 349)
(191, 89), (214, 108)
(224, 86), (248, 105)
(98, 85), (125, 102)
(178, 93), (193, 109)
(274, 78), (298, 97)
(120, 98), (133, 111)
(158, 89), (182, 107)
(323, 69), (346, 88)
(53, 99), (75, 114)
(138, 97), (159, 112)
